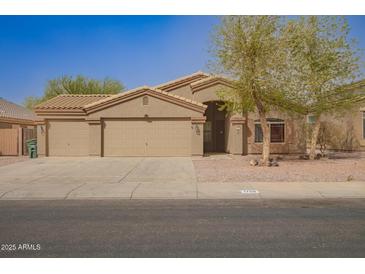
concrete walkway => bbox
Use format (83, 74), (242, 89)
(0, 157), (364, 200)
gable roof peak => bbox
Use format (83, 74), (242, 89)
(154, 71), (210, 91)
(190, 75), (235, 92)
(83, 85), (206, 112)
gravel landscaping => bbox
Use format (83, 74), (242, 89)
(193, 153), (365, 182)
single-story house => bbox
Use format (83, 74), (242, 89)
(0, 98), (37, 129)
(0, 98), (37, 156)
(34, 72), (365, 157)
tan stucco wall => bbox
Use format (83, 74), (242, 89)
(218, 112), (246, 155)
(191, 122), (204, 155)
(88, 121), (102, 156)
(168, 85), (194, 100)
(229, 122), (244, 154)
(168, 83), (232, 104)
(36, 123), (46, 156)
(193, 84), (228, 103)
(88, 95), (203, 119)
(320, 105), (365, 151)
(246, 111), (306, 154)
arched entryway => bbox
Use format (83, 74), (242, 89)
(203, 101), (227, 153)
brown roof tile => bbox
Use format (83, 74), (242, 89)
(34, 94), (113, 110)
(0, 98), (37, 121)
(154, 71), (210, 91)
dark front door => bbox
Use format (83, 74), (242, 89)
(204, 102), (226, 153)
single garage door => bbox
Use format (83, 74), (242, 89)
(48, 120), (89, 156)
(103, 119), (191, 156)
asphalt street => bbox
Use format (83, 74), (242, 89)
(0, 199), (364, 257)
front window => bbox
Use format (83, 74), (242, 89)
(307, 115), (316, 124)
(254, 119), (285, 143)
(255, 124), (263, 143)
(270, 123), (285, 143)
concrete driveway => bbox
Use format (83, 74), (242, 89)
(0, 157), (197, 200)
(1, 157), (365, 200)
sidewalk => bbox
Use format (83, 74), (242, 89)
(0, 157), (364, 200)
(1, 180), (364, 200)
(196, 181), (365, 200)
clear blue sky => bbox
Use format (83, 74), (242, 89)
(0, 16), (364, 104)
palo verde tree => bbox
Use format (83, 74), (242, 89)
(283, 16), (364, 160)
(24, 75), (125, 109)
(210, 16), (292, 165)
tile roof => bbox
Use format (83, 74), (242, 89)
(154, 71), (210, 91)
(152, 87), (206, 107)
(84, 86), (206, 110)
(343, 79), (365, 90)
(0, 98), (37, 121)
(190, 75), (234, 92)
(34, 94), (113, 110)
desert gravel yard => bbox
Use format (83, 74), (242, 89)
(193, 154), (365, 182)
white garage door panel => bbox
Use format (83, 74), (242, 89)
(48, 121), (89, 156)
(103, 119), (191, 156)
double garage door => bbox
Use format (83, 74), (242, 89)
(48, 119), (191, 157)
(103, 119), (191, 156)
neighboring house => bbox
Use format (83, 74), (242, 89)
(0, 98), (37, 129)
(33, 72), (365, 157)
(0, 98), (37, 156)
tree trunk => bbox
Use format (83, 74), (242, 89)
(309, 116), (321, 160)
(258, 111), (270, 166)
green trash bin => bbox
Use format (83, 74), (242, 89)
(26, 139), (38, 159)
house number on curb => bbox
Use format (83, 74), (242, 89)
(240, 189), (259, 194)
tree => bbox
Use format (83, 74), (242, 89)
(24, 75), (125, 109)
(283, 16), (364, 160)
(211, 16), (292, 165)
(23, 96), (44, 110)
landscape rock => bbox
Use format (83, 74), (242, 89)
(271, 160), (279, 167)
(249, 159), (258, 166)
(299, 155), (309, 160)
(259, 159), (272, 167)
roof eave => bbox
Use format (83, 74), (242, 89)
(191, 77), (235, 93)
(0, 116), (36, 125)
(34, 109), (86, 116)
(154, 72), (210, 91)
